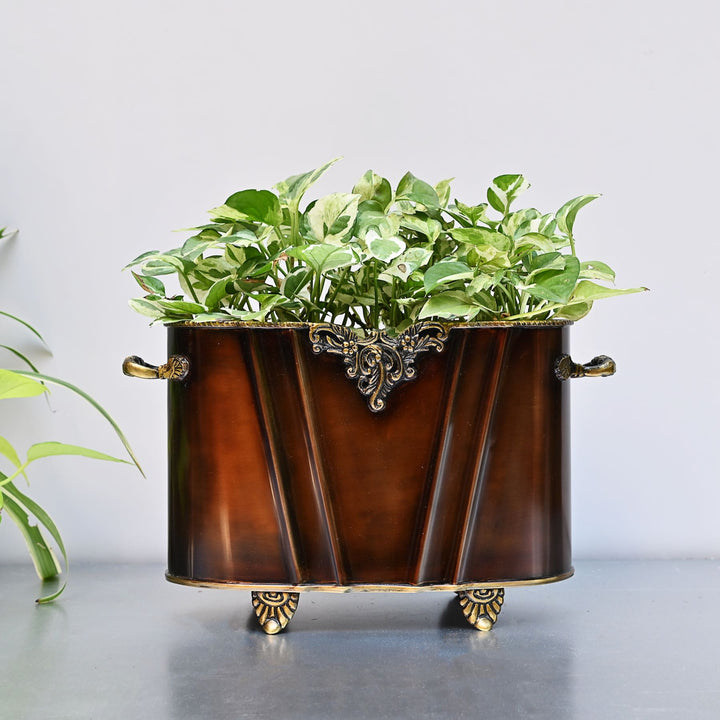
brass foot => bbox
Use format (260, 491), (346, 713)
(251, 591), (299, 634)
(457, 588), (504, 631)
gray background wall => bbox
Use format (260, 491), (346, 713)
(0, 0), (717, 563)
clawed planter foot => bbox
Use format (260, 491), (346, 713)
(456, 588), (505, 631)
(250, 588), (505, 633)
(251, 591), (300, 635)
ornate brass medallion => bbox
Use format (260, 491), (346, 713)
(309, 321), (448, 412)
(457, 588), (505, 631)
(251, 591), (300, 635)
(157, 355), (190, 380)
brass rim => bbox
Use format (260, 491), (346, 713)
(168, 319), (572, 329)
(165, 568), (574, 593)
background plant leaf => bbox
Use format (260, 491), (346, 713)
(1, 477), (69, 602)
(0, 310), (50, 349)
(0, 369), (48, 400)
(14, 371), (144, 476)
(26, 442), (130, 464)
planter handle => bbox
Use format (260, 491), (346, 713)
(554, 354), (615, 380)
(122, 355), (189, 381)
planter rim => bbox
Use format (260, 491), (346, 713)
(165, 568), (575, 593)
(165, 319), (573, 329)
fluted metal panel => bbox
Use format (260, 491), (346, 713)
(166, 325), (571, 587)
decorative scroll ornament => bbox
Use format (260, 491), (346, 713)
(457, 588), (505, 631)
(251, 591), (300, 634)
(309, 322), (449, 412)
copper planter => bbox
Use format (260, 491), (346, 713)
(123, 321), (614, 633)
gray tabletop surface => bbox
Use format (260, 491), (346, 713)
(1, 560), (718, 720)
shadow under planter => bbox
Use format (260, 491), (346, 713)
(124, 320), (613, 633)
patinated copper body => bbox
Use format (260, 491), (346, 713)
(164, 323), (572, 589)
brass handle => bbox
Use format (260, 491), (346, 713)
(122, 355), (189, 381)
(554, 354), (616, 381)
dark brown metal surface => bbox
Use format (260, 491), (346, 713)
(166, 324), (571, 587)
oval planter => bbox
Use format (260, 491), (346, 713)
(123, 320), (613, 633)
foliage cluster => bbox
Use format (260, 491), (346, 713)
(128, 160), (644, 331)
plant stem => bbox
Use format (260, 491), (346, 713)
(273, 226), (287, 248)
(182, 273), (200, 303)
(372, 260), (380, 328)
(391, 277), (399, 328)
(311, 272), (323, 322)
(290, 202), (300, 246)
(568, 230), (576, 257)
(347, 308), (364, 327)
(325, 267), (350, 321)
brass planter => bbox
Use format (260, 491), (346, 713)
(124, 321), (613, 634)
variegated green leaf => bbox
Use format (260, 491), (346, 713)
(132, 272), (166, 296)
(307, 193), (361, 244)
(451, 200), (493, 227)
(366, 231), (406, 262)
(275, 158), (341, 206)
(287, 244), (356, 275)
(556, 194), (600, 236)
(523, 256), (581, 304)
(423, 261), (474, 292)
(396, 172), (440, 209)
(126, 162), (644, 328)
(156, 299), (205, 315)
(487, 174), (530, 215)
(434, 178), (453, 208)
(380, 247), (433, 282)
(508, 282), (647, 320)
(353, 170), (393, 210)
(204, 279), (231, 310)
(281, 267), (312, 298)
(128, 298), (166, 319)
(503, 208), (545, 240)
(234, 294), (287, 321)
(225, 189), (283, 226)
(580, 260), (616, 282)
(418, 291), (479, 320)
(449, 227), (512, 252)
(399, 214), (442, 243)
(514, 232), (556, 256)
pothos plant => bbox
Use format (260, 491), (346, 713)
(1, 226), (142, 602)
(127, 159), (644, 331)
